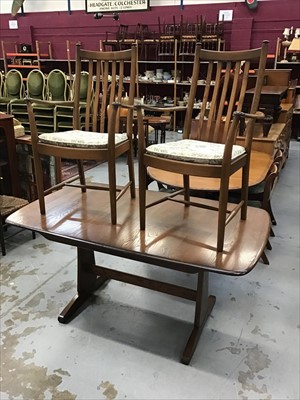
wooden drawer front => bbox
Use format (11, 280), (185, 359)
(278, 105), (293, 123)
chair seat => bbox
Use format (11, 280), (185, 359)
(1, 195), (29, 217)
(39, 130), (128, 149)
(146, 139), (246, 165)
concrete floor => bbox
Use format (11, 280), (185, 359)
(1, 140), (299, 400)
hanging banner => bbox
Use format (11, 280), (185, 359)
(86, 0), (150, 13)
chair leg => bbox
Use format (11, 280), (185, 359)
(138, 161), (147, 231)
(127, 148), (136, 199)
(183, 175), (190, 204)
(108, 159), (117, 225)
(77, 160), (86, 193)
(266, 239), (272, 250)
(34, 153), (46, 214)
(261, 250), (270, 265)
(240, 164), (250, 220)
(266, 202), (277, 226)
(217, 177), (230, 252)
(0, 222), (6, 256)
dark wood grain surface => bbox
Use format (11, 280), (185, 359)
(7, 187), (270, 276)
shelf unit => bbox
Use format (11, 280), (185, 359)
(274, 40), (300, 138)
(1, 40), (52, 78)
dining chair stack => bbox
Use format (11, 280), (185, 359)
(136, 41), (269, 252)
(26, 44), (137, 225)
(0, 69), (24, 113)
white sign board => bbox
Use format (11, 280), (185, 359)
(86, 0), (149, 13)
(219, 10), (233, 22)
(9, 20), (19, 30)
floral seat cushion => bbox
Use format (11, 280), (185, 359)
(146, 139), (246, 165)
(38, 130), (128, 149)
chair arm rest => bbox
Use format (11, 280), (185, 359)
(113, 102), (187, 113)
(233, 111), (266, 120)
(136, 104), (187, 113)
(112, 102), (134, 110)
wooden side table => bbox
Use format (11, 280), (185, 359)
(144, 116), (171, 145)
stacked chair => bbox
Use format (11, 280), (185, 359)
(32, 69), (68, 134)
(55, 71), (90, 132)
(10, 69), (46, 133)
(0, 69), (24, 113)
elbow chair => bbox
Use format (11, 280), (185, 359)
(26, 44), (137, 225)
(136, 41), (269, 252)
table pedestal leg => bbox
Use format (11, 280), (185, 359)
(58, 247), (108, 323)
(181, 271), (216, 364)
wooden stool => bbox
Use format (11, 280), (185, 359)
(144, 116), (170, 145)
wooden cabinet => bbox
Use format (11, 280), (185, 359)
(274, 48), (300, 138)
(236, 121), (291, 162)
(0, 114), (21, 196)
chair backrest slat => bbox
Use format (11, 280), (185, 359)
(186, 42), (268, 146)
(73, 44), (137, 135)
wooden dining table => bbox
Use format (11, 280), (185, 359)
(7, 187), (270, 364)
(148, 150), (273, 191)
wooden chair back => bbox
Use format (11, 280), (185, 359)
(262, 162), (279, 208)
(184, 42), (268, 151)
(66, 40), (81, 90)
(73, 44), (137, 134)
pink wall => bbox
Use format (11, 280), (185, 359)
(0, 0), (299, 59)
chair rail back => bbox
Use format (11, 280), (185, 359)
(185, 42), (269, 149)
(73, 44), (137, 134)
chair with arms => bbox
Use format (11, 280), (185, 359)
(26, 44), (137, 225)
(136, 41), (268, 252)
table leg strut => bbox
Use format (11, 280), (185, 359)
(58, 247), (108, 323)
(181, 271), (216, 364)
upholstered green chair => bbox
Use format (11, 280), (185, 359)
(31, 69), (68, 133)
(55, 71), (90, 131)
(27, 69), (46, 99)
(46, 69), (68, 101)
(10, 69), (46, 133)
(0, 69), (24, 113)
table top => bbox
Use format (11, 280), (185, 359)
(148, 150), (273, 191)
(246, 85), (288, 96)
(0, 114), (13, 122)
(7, 187), (270, 276)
